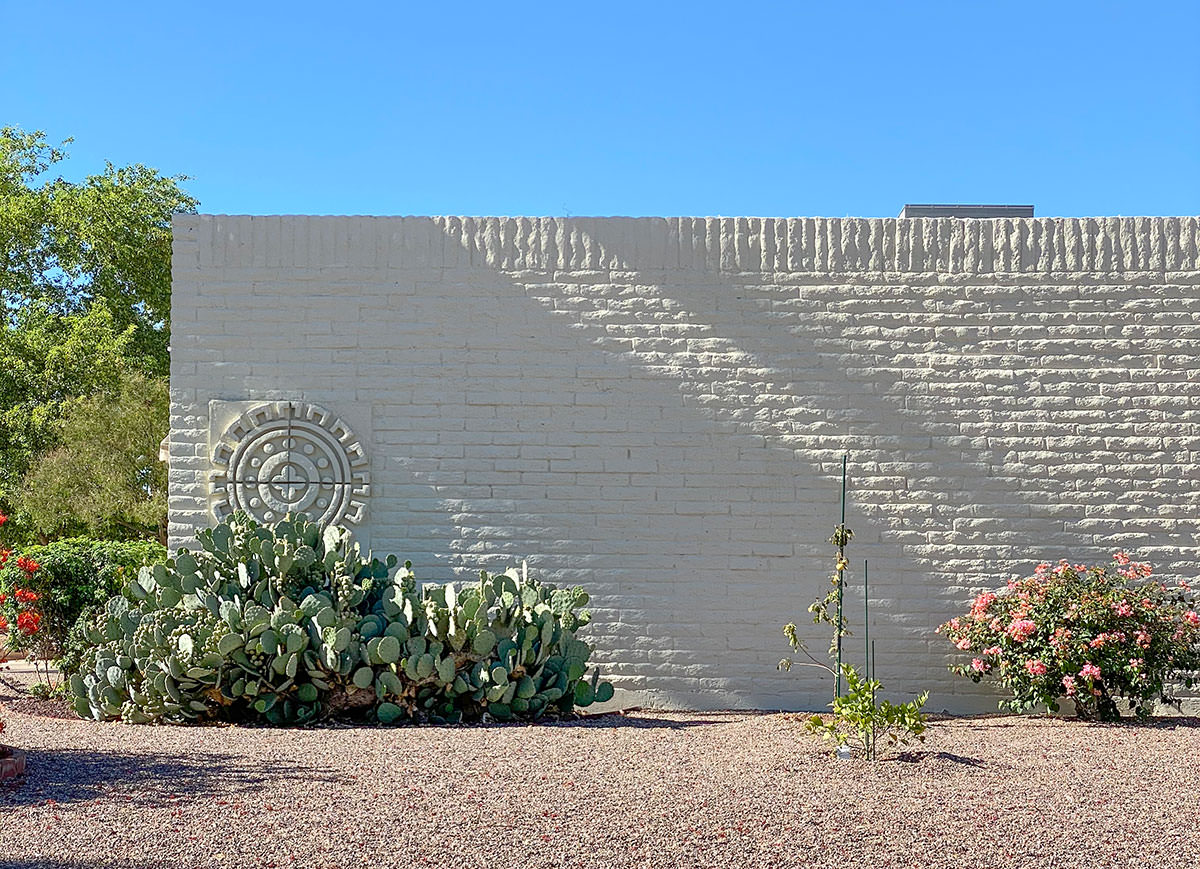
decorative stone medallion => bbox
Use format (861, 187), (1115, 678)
(210, 401), (370, 527)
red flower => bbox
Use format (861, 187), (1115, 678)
(15, 611), (40, 635)
(0, 512), (7, 526)
(0, 549), (9, 568)
(0, 615), (7, 633)
(15, 556), (39, 574)
(13, 588), (38, 604)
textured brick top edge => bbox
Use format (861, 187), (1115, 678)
(171, 214), (1200, 274)
(176, 213), (1200, 221)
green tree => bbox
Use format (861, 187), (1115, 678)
(0, 127), (195, 542)
(0, 303), (134, 513)
(14, 371), (168, 543)
(1, 127), (197, 372)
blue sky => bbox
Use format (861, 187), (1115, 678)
(3, 1), (1197, 217)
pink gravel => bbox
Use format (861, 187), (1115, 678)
(2, 667), (1199, 869)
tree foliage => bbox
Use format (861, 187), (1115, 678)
(0, 127), (197, 371)
(0, 127), (195, 542)
(0, 303), (133, 506)
(14, 372), (169, 542)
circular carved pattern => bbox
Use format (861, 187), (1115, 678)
(210, 401), (369, 527)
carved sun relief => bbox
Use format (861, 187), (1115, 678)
(210, 401), (370, 527)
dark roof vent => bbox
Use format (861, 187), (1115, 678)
(899, 204), (1034, 218)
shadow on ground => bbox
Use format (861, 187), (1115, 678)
(0, 747), (348, 808)
(308, 711), (743, 731)
(890, 750), (985, 767)
(1074, 716), (1200, 730)
(556, 712), (743, 729)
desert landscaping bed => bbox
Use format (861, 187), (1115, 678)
(1, 669), (1198, 869)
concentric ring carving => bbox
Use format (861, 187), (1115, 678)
(210, 401), (370, 527)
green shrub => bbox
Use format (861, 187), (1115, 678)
(0, 537), (165, 660)
(57, 603), (104, 678)
(70, 512), (614, 726)
(805, 665), (928, 759)
(940, 554), (1200, 720)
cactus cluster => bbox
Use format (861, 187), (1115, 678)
(69, 512), (614, 726)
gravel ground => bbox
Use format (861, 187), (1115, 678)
(2, 664), (1198, 869)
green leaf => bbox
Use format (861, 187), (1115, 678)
(472, 629), (497, 656)
(377, 635), (402, 664)
(376, 702), (404, 725)
(416, 654), (435, 680)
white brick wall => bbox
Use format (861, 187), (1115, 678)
(170, 214), (1200, 713)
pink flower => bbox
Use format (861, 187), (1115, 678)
(1025, 659), (1048, 677)
(983, 646), (1002, 657)
(1007, 618), (1036, 643)
(1113, 602), (1133, 617)
(970, 592), (997, 618)
(956, 638), (972, 651)
(1184, 611), (1200, 627)
(1119, 562), (1153, 581)
(1049, 628), (1072, 650)
(1135, 630), (1151, 648)
(1080, 663), (1102, 681)
(971, 658), (989, 673)
(1062, 675), (1076, 696)
(1129, 658), (1143, 670)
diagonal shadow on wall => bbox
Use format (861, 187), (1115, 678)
(350, 254), (845, 711)
(500, 218), (1199, 706)
(359, 223), (1039, 711)
(247, 216), (1198, 713)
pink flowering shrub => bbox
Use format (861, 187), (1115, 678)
(939, 554), (1200, 721)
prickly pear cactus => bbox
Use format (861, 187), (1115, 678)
(69, 512), (614, 726)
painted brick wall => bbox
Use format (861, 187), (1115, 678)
(170, 214), (1200, 713)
